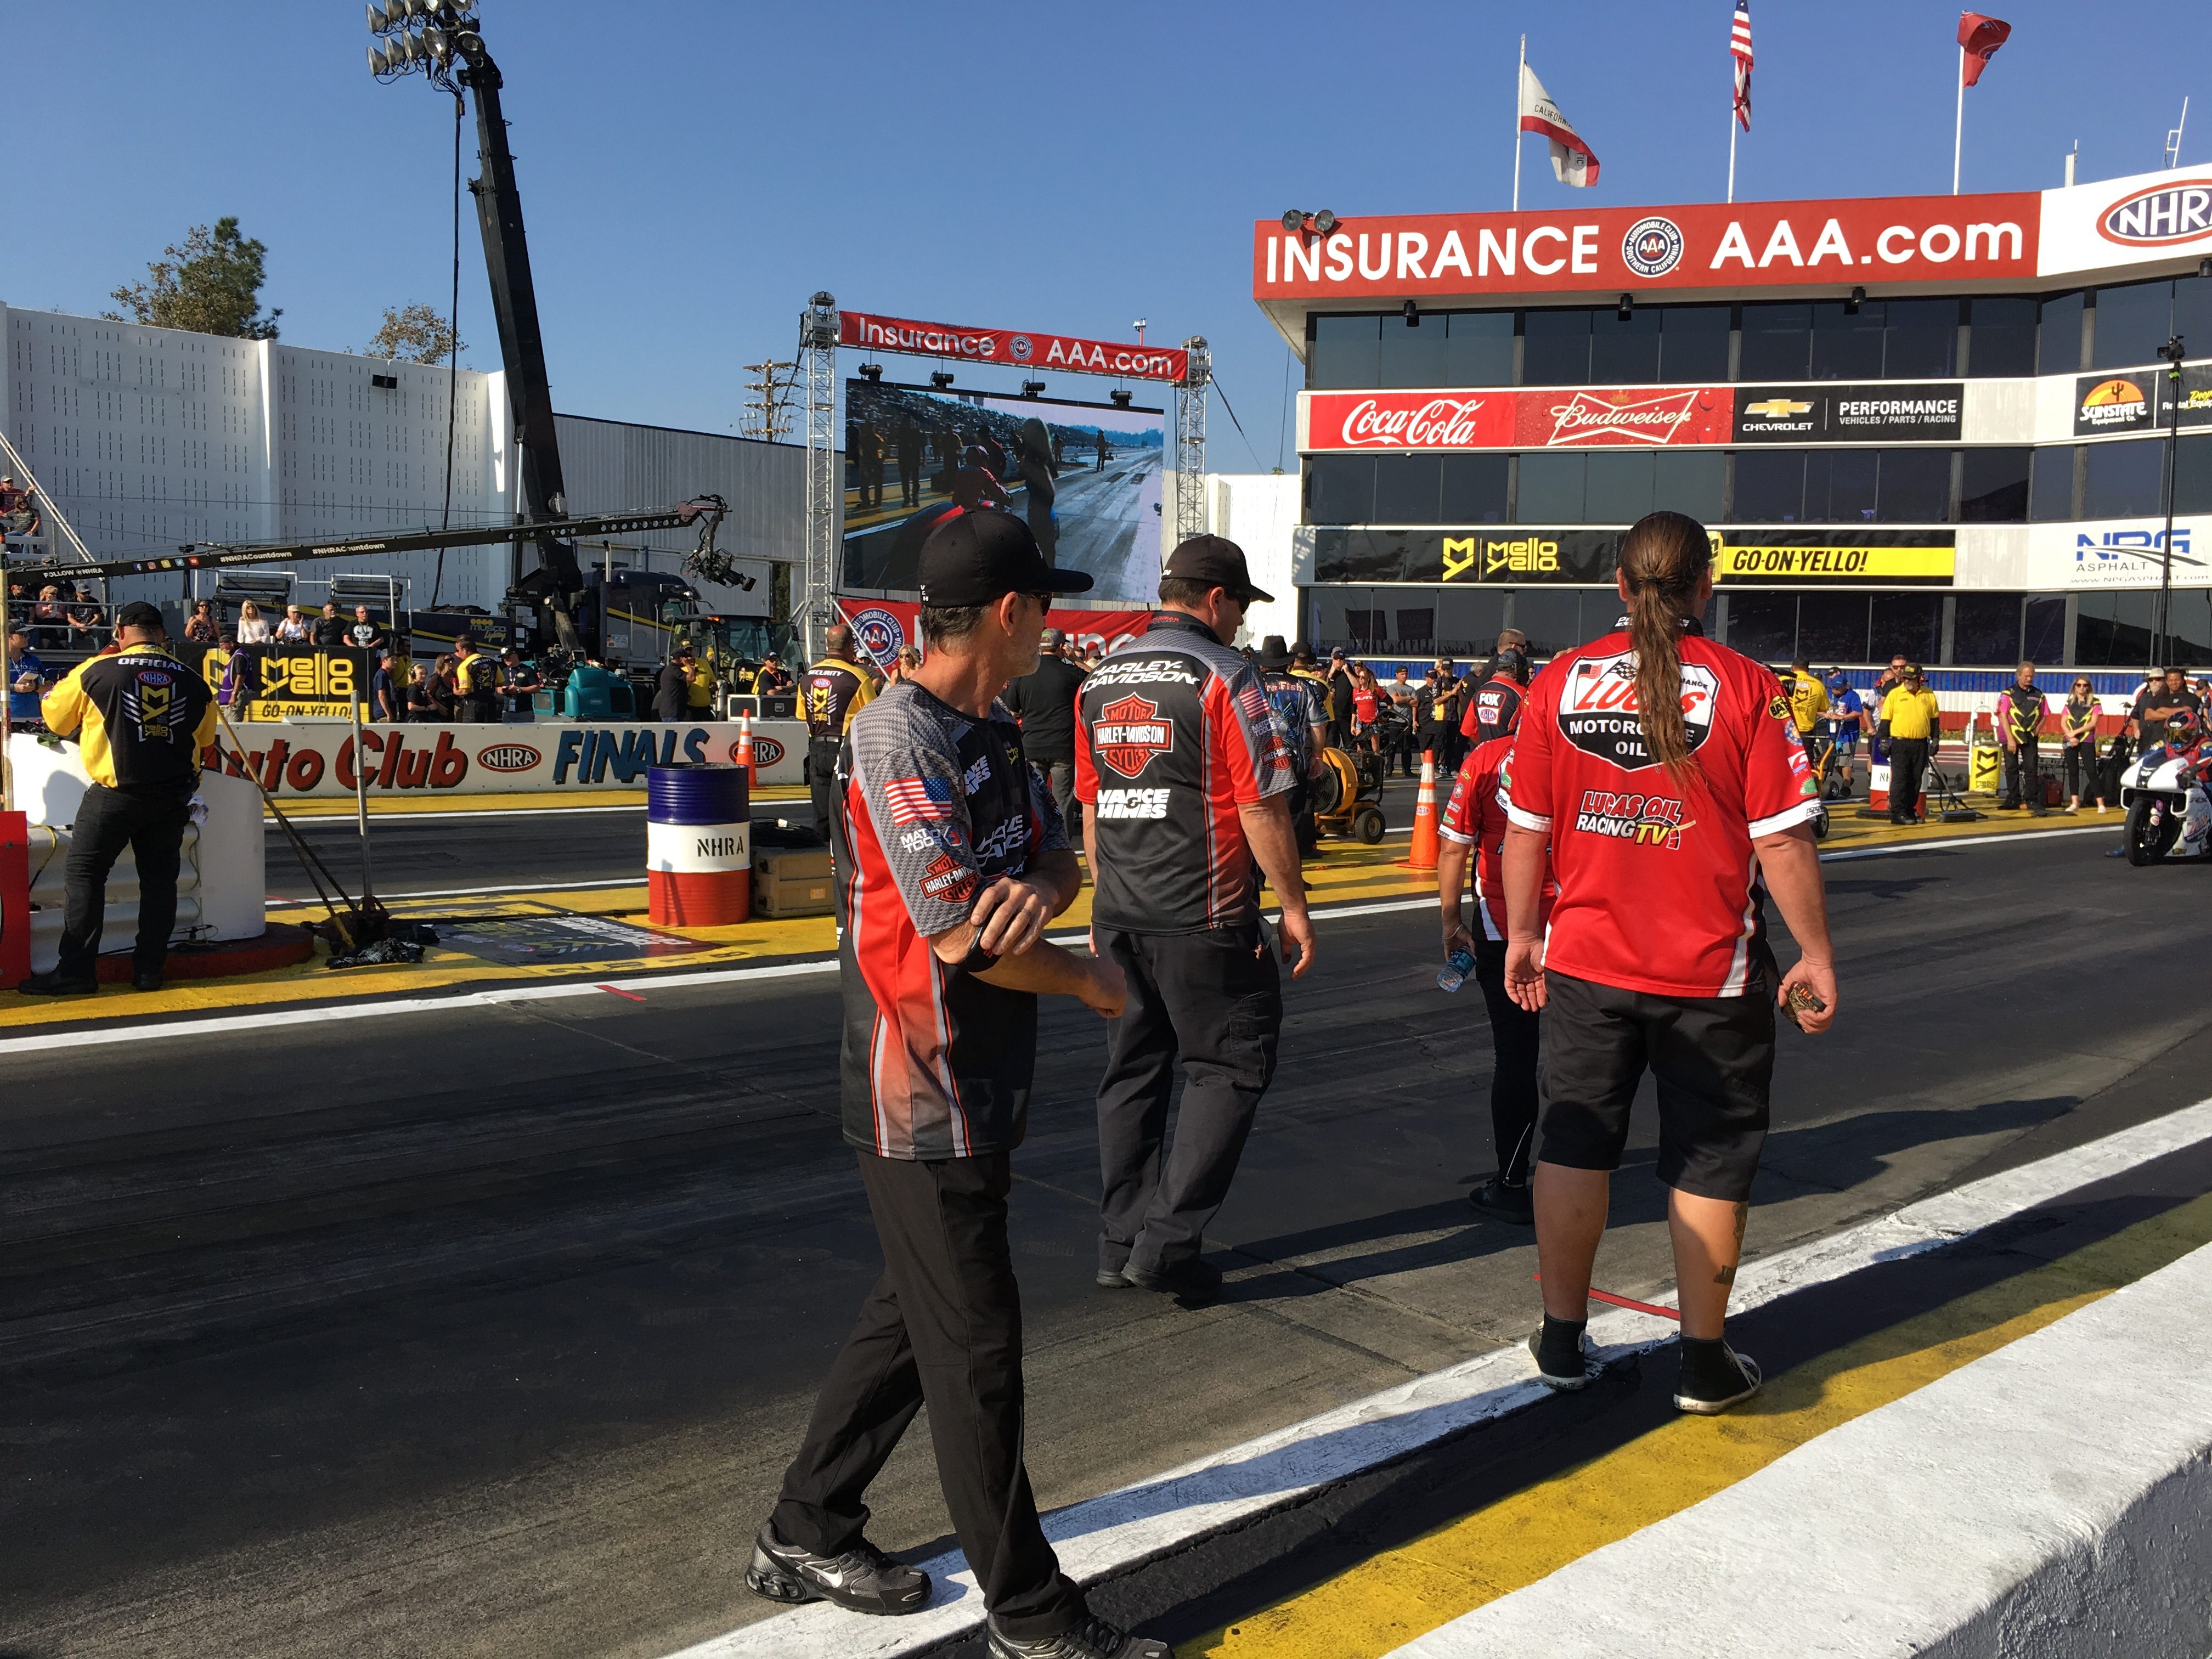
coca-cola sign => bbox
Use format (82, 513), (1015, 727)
(1304, 386), (1730, 452)
(1328, 394), (1511, 448)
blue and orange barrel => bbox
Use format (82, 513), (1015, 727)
(647, 763), (751, 924)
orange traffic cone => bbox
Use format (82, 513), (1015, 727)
(735, 713), (757, 787)
(1400, 748), (1440, 872)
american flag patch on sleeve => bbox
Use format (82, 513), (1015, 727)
(882, 775), (955, 825)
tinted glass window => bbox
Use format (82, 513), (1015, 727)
(1740, 302), (1813, 380)
(1378, 313), (1447, 388)
(1805, 450), (1878, 522)
(1589, 306), (1662, 383)
(1877, 448), (1953, 522)
(2168, 590), (2212, 664)
(1373, 453), (1442, 521)
(1509, 590), (1584, 656)
(1869, 595), (1942, 664)
(1437, 587), (1509, 656)
(2030, 445), (2078, 521)
(1960, 447), (2032, 521)
(1731, 449), (1805, 521)
(2039, 291), (2085, 375)
(1660, 306), (1732, 382)
(2024, 595), (2068, 663)
(1652, 449), (1726, 521)
(1393, 608), (1437, 653)
(1810, 301), (1884, 380)
(1516, 452), (1585, 521)
(1305, 455), (1375, 523)
(1796, 594), (1869, 663)
(2083, 439), (2166, 518)
(1310, 314), (1380, 389)
(1444, 311), (1514, 387)
(1968, 296), (2039, 377)
(1953, 592), (2024, 665)
(2074, 591), (2157, 666)
(1521, 308), (1592, 385)
(1583, 452), (1656, 522)
(2173, 432), (2212, 516)
(1726, 593), (1797, 661)
(1439, 453), (1510, 521)
(2092, 279), (2172, 370)
(1883, 298), (1959, 378)
(2173, 276), (2212, 363)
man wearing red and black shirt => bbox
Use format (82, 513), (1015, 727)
(1076, 535), (1312, 1302)
(757, 512), (1169, 1659)
(1460, 628), (1530, 751)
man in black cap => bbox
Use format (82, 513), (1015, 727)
(1003, 625), (1088, 838)
(751, 509), (1166, 1659)
(1075, 537), (1315, 1304)
(1255, 635), (1328, 855)
(20, 601), (217, 995)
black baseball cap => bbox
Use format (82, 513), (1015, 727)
(1163, 534), (1273, 604)
(115, 601), (165, 630)
(918, 508), (1093, 607)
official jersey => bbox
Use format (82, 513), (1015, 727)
(1998, 682), (2046, 743)
(803, 657), (876, 739)
(1074, 610), (1296, 934)
(40, 642), (217, 792)
(1785, 671), (1829, 735)
(452, 652), (496, 698)
(1258, 668), (1325, 775)
(1880, 685), (1942, 740)
(1440, 733), (1556, 941)
(1461, 674), (1526, 744)
(1500, 630), (1818, 1000)
(834, 681), (1066, 1161)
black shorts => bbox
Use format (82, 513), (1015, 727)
(1536, 969), (1774, 1201)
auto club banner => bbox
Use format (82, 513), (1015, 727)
(201, 719), (810, 799)
(834, 600), (1155, 667)
(837, 309), (1189, 384)
(1308, 527), (1955, 586)
(1301, 383), (1962, 452)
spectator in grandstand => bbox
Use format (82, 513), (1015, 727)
(346, 605), (390, 653)
(7, 627), (45, 725)
(183, 601), (219, 645)
(405, 662), (437, 721)
(311, 601), (348, 648)
(28, 586), (69, 650)
(234, 601), (273, 645)
(2060, 676), (2103, 813)
(370, 649), (400, 723)
(273, 603), (311, 645)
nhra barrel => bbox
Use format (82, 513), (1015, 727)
(646, 763), (751, 925)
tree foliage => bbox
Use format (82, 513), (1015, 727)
(105, 216), (281, 339)
(366, 302), (466, 364)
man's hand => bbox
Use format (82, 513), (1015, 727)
(1776, 955), (1838, 1035)
(1079, 955), (1127, 1018)
(969, 874), (1053, 956)
(1442, 914), (1475, 957)
(1275, 906), (1317, 978)
(1504, 937), (1547, 1011)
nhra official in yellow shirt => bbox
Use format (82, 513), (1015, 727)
(22, 601), (218, 997)
(1878, 667), (1943, 827)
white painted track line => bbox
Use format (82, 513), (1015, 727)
(672, 1096), (2212, 1658)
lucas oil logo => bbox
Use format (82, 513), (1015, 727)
(1093, 693), (1173, 780)
(1558, 650), (1717, 769)
(1575, 789), (1689, 848)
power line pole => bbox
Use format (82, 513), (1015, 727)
(740, 358), (798, 443)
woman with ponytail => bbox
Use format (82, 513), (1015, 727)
(1497, 510), (1838, 1415)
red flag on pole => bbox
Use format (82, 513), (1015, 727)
(1730, 2), (1754, 131)
(1959, 12), (2011, 87)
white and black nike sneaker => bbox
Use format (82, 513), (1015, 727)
(744, 1521), (930, 1615)
(986, 1613), (1170, 1658)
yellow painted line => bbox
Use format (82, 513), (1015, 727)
(269, 782), (808, 817)
(1182, 1191), (2212, 1658)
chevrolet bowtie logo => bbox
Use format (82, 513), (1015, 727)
(1745, 398), (1814, 419)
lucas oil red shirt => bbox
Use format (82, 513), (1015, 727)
(1500, 630), (1818, 998)
(834, 681), (1065, 1160)
(1440, 733), (1556, 941)
(1074, 611), (1296, 933)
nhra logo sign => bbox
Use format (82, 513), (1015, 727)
(476, 744), (543, 772)
(1558, 650), (1717, 770)
(2098, 180), (2212, 247)
(1093, 693), (1174, 780)
(731, 735), (787, 768)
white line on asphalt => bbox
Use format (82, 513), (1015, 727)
(274, 804), (648, 824)
(266, 878), (640, 907)
(679, 1094), (2212, 1659)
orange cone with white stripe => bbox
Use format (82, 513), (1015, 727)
(1400, 748), (1440, 873)
(735, 712), (757, 787)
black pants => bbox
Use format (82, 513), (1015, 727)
(807, 736), (842, 848)
(59, 782), (191, 980)
(2002, 739), (2044, 810)
(1035, 755), (1077, 841)
(2064, 739), (2099, 801)
(458, 694), (499, 724)
(773, 1151), (1085, 1640)
(1888, 737), (1929, 823)
(1094, 923), (1282, 1276)
(1474, 939), (1540, 1184)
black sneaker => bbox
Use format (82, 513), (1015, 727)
(1673, 1343), (1763, 1415)
(1527, 1324), (1591, 1390)
(1122, 1256), (1224, 1302)
(1095, 1266), (1130, 1289)
(743, 1521), (929, 1615)
(132, 969), (164, 993)
(1468, 1177), (1533, 1226)
(17, 971), (98, 996)
(988, 1613), (1170, 1658)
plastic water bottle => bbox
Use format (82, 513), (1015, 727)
(1436, 946), (1477, 994)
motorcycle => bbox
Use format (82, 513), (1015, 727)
(2118, 744), (2212, 865)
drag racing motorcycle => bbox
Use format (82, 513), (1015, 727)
(2118, 735), (2212, 865)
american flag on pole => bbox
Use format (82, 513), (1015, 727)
(1730, 2), (1754, 131)
(882, 775), (955, 825)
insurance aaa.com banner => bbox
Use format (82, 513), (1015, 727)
(838, 309), (1189, 383)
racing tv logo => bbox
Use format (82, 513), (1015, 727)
(1558, 651), (1717, 769)
(1574, 788), (1688, 848)
(2098, 180), (2212, 247)
(1093, 694), (1174, 780)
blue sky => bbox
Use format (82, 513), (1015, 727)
(9, 2), (2209, 475)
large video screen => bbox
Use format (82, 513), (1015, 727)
(842, 379), (1165, 602)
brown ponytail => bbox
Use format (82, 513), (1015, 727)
(1617, 510), (1714, 781)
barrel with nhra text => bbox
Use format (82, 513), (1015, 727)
(646, 763), (750, 925)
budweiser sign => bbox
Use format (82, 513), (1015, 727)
(1304, 386), (1731, 452)
(837, 308), (1188, 383)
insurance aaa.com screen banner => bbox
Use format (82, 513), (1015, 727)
(838, 309), (1188, 383)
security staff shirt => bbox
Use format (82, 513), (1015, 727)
(1786, 671), (1829, 735)
(1461, 674), (1526, 744)
(1501, 633), (1818, 999)
(1440, 733), (1556, 941)
(1880, 685), (1942, 741)
(803, 656), (876, 741)
(1997, 682), (2046, 744)
(834, 681), (1066, 1160)
(1074, 610), (1296, 934)
(41, 642), (218, 792)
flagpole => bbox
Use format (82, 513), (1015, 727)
(1728, 103), (1739, 204)
(1952, 45), (1965, 194)
(1513, 33), (1525, 212)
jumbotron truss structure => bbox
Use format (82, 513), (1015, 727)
(1175, 337), (1211, 547)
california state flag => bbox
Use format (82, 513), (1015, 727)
(1519, 61), (1600, 187)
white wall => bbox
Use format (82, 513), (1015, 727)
(1204, 472), (1302, 647)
